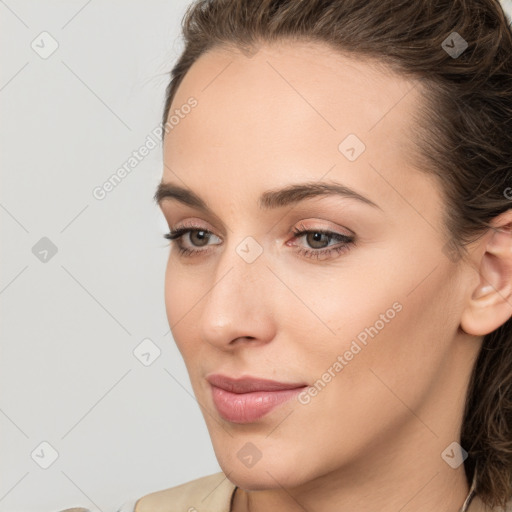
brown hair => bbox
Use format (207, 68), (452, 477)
(161, 0), (512, 508)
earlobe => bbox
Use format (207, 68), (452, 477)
(460, 211), (512, 336)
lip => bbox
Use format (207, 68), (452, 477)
(206, 374), (308, 423)
(206, 374), (307, 393)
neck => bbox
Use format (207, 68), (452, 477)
(232, 423), (473, 512)
(234, 466), (470, 512)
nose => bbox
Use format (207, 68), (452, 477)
(198, 240), (277, 350)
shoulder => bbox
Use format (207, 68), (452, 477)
(133, 471), (237, 512)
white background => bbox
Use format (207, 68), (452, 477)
(1, 1), (221, 511)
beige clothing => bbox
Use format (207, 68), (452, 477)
(56, 473), (235, 512)
(132, 472), (236, 512)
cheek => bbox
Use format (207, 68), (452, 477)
(163, 257), (224, 367)
(295, 254), (456, 428)
(276, 252), (406, 358)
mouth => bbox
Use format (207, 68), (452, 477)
(206, 374), (308, 424)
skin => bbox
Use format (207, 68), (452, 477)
(150, 42), (512, 512)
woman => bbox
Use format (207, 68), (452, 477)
(114, 0), (512, 511)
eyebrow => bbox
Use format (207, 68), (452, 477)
(153, 181), (382, 213)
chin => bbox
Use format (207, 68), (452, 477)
(223, 466), (297, 491)
(217, 451), (314, 491)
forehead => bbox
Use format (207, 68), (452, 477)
(163, 41), (433, 214)
(169, 41), (417, 125)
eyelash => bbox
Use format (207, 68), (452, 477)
(163, 222), (355, 260)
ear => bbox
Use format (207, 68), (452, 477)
(460, 210), (512, 336)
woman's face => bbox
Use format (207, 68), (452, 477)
(158, 42), (479, 490)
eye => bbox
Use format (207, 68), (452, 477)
(289, 222), (355, 260)
(163, 225), (221, 257)
(163, 222), (356, 260)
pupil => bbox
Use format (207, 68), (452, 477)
(192, 230), (208, 246)
(308, 232), (327, 248)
